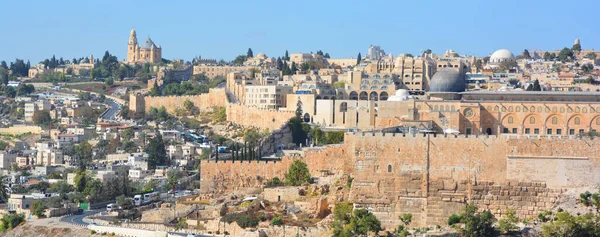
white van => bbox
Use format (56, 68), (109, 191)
(106, 203), (116, 212)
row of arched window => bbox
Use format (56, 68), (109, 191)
(505, 116), (599, 125)
(486, 105), (597, 114)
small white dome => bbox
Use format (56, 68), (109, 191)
(388, 89), (411, 101)
(489, 49), (515, 64)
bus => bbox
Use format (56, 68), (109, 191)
(143, 192), (160, 204)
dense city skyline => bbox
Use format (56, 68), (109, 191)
(1, 0), (599, 63)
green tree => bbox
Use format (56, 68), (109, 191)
(541, 212), (600, 237)
(0, 213), (25, 232)
(247, 48), (254, 58)
(558, 47), (574, 62)
(146, 131), (168, 169)
(284, 50), (290, 61)
(32, 111), (52, 126)
(498, 209), (519, 235)
(121, 128), (134, 141)
(356, 52), (362, 65)
(423, 49), (432, 55)
(399, 213), (413, 226)
(31, 200), (47, 218)
(0, 141), (8, 151)
(459, 203), (498, 237)
(149, 80), (160, 96)
(73, 171), (89, 193)
(523, 49), (531, 59)
(333, 81), (345, 89)
(572, 43), (582, 52)
(332, 202), (354, 236)
(532, 79), (542, 91)
(183, 100), (196, 115)
(105, 77), (114, 86)
(290, 62), (298, 74)
(345, 209), (382, 236)
(116, 195), (133, 209)
(585, 52), (597, 60)
(212, 107), (226, 123)
(285, 160), (311, 186)
(232, 55), (247, 65)
(0, 176), (8, 203)
(74, 141), (93, 171)
(271, 216), (284, 226)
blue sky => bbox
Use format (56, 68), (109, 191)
(1, 0), (598, 64)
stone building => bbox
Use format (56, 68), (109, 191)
(193, 64), (253, 79)
(127, 29), (162, 64)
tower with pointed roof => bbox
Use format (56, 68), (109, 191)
(127, 29), (161, 64)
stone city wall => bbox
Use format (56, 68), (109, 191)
(226, 103), (295, 131)
(143, 88), (227, 113)
(200, 133), (600, 228)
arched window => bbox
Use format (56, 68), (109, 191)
(568, 107), (573, 113)
(552, 117), (557, 124)
(451, 105), (455, 111)
(597, 118), (600, 125)
(516, 106), (521, 112)
(575, 117), (581, 125)
(501, 107), (506, 112)
(575, 107), (580, 113)
(508, 117), (514, 124)
(545, 107), (550, 113)
(537, 106), (542, 113)
(434, 105), (439, 110)
(583, 107), (588, 113)
(530, 116), (536, 124)
(508, 106), (513, 112)
(530, 106), (535, 112)
(560, 107), (565, 113)
(486, 106), (492, 111)
(387, 165), (392, 173)
(494, 106), (499, 112)
(552, 107), (557, 113)
(340, 102), (348, 112)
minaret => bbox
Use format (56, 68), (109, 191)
(127, 29), (138, 62)
(89, 54), (94, 64)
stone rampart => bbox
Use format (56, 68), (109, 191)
(226, 103), (295, 131)
(200, 132), (600, 228)
(143, 88), (227, 113)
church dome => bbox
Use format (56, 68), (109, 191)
(141, 37), (156, 49)
(429, 68), (465, 93)
(256, 53), (266, 58)
(489, 49), (515, 64)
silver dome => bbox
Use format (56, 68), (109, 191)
(429, 68), (465, 92)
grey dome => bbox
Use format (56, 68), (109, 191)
(429, 68), (465, 92)
(141, 37), (156, 49)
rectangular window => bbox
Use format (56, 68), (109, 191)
(556, 129), (562, 135)
(503, 128), (509, 133)
(466, 128), (472, 135)
(534, 129), (540, 134)
(547, 129), (552, 135)
(525, 128), (530, 134)
(579, 129), (585, 134)
(512, 128), (517, 133)
(569, 129), (575, 135)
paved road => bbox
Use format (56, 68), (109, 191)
(102, 99), (122, 120)
(60, 209), (103, 227)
